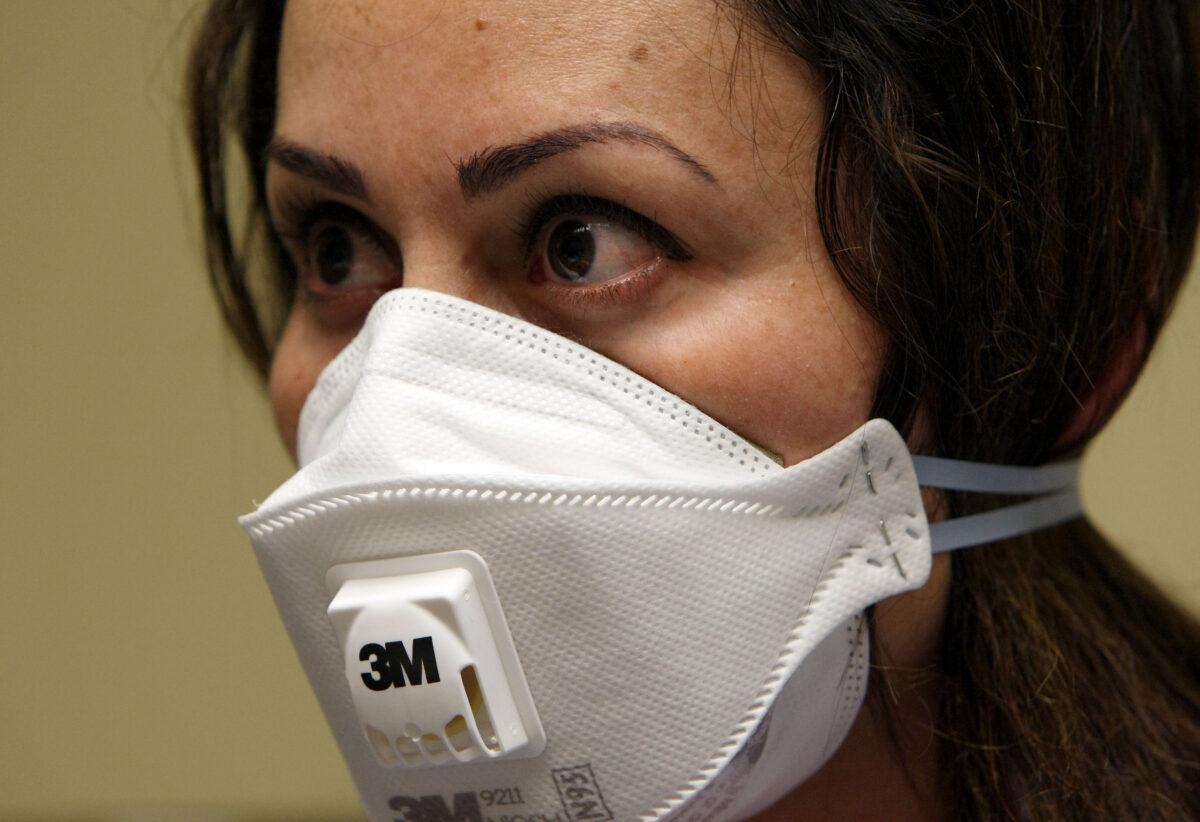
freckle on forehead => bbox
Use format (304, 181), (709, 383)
(631, 43), (649, 62)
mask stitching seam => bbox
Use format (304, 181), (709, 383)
(243, 487), (850, 537)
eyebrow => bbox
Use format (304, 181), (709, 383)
(265, 139), (369, 201)
(264, 121), (717, 203)
(455, 121), (717, 198)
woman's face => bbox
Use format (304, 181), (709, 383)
(267, 0), (884, 464)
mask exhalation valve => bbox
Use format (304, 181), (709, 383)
(325, 550), (545, 768)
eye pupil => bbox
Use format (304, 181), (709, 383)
(315, 226), (354, 285)
(548, 220), (595, 282)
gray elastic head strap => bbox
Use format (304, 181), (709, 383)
(911, 456), (1083, 553)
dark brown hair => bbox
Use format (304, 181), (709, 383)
(186, 1), (1200, 818)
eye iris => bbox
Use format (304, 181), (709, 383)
(314, 226), (354, 285)
(547, 220), (595, 282)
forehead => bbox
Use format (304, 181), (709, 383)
(276, 0), (815, 175)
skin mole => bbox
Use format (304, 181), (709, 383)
(631, 43), (649, 62)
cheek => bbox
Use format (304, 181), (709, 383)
(669, 336), (880, 465)
(268, 308), (360, 461)
(585, 274), (886, 466)
(267, 356), (306, 462)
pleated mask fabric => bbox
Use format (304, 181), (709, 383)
(241, 288), (933, 821)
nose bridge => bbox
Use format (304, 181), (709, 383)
(395, 229), (518, 318)
(400, 259), (473, 300)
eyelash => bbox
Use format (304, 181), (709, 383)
(510, 188), (693, 264)
(272, 194), (391, 254)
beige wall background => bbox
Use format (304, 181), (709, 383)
(1, 2), (1196, 819)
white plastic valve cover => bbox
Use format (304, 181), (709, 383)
(326, 550), (545, 767)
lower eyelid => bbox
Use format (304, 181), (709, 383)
(531, 255), (671, 310)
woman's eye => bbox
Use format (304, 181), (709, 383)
(273, 199), (401, 301)
(299, 220), (397, 295)
(535, 215), (662, 286)
(311, 223), (355, 285)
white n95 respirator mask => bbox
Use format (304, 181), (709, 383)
(240, 288), (1081, 821)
